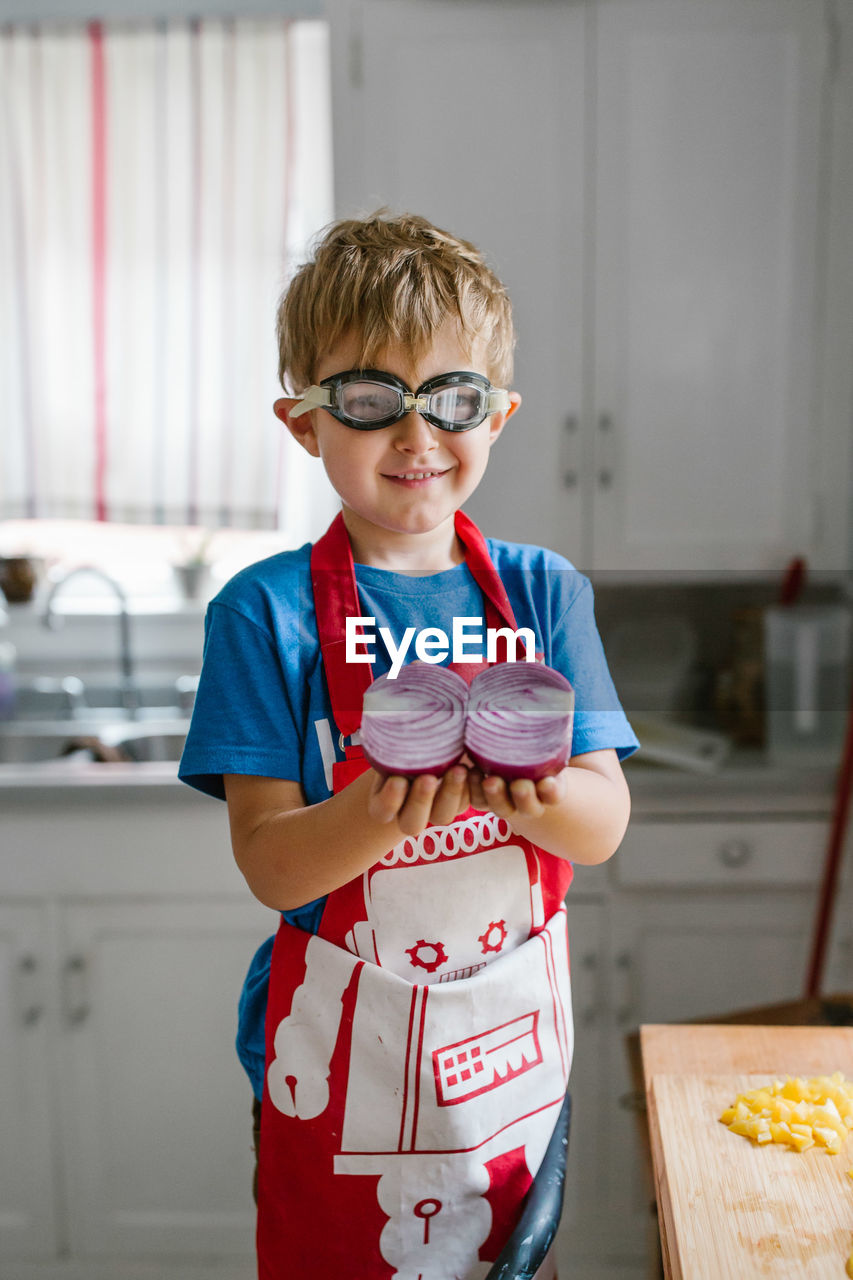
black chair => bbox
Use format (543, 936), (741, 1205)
(484, 1092), (572, 1280)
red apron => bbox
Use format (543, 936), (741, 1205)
(257, 512), (574, 1280)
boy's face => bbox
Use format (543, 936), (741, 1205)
(275, 322), (520, 562)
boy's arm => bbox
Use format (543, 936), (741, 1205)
(225, 765), (470, 911)
(469, 749), (631, 865)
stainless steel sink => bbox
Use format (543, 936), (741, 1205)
(0, 672), (197, 765)
(12, 675), (198, 720)
(106, 725), (190, 763)
(0, 714), (191, 765)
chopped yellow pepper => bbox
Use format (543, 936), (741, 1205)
(720, 1075), (853, 1274)
(719, 1073), (853, 1154)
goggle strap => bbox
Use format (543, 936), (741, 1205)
(289, 385), (330, 418)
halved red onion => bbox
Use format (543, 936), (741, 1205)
(360, 661), (468, 777)
(465, 663), (574, 781)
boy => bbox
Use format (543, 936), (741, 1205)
(179, 212), (638, 1280)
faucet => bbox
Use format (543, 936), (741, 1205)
(42, 567), (139, 717)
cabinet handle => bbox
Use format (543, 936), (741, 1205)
(578, 950), (600, 1026)
(561, 414), (580, 489)
(614, 949), (635, 1025)
(718, 838), (753, 869)
(596, 413), (616, 490)
(15, 953), (44, 1027)
(63, 954), (90, 1026)
(618, 1089), (647, 1114)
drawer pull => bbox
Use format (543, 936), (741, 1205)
(615, 949), (635, 1025)
(15, 953), (44, 1027)
(561, 414), (580, 490)
(63, 954), (90, 1026)
(718, 838), (753, 869)
(579, 950), (599, 1026)
(597, 413), (616, 490)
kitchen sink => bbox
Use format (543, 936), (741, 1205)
(0, 714), (192, 765)
(107, 725), (190, 763)
(12, 675), (198, 720)
(0, 674), (197, 765)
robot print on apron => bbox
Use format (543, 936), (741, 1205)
(256, 512), (574, 1280)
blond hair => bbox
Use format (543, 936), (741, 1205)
(277, 212), (515, 392)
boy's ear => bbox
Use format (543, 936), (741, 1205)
(274, 397), (321, 457)
(488, 391), (522, 444)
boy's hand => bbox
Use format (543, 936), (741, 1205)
(467, 766), (571, 820)
(366, 764), (470, 835)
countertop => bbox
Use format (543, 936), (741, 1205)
(0, 749), (841, 819)
(623, 751), (840, 815)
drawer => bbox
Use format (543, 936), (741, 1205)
(613, 820), (828, 888)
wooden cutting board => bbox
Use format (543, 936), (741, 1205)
(650, 1072), (853, 1279)
(640, 1025), (853, 1279)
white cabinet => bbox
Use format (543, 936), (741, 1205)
(592, 0), (826, 571)
(0, 896), (275, 1276)
(0, 903), (57, 1263)
(58, 900), (274, 1260)
(556, 879), (662, 1280)
(607, 887), (814, 1259)
(330, 0), (852, 574)
(0, 783), (280, 1278)
(558, 893), (608, 1253)
(550, 809), (847, 1277)
(330, 0), (587, 557)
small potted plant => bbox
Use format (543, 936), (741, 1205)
(0, 554), (43, 603)
(172, 530), (215, 601)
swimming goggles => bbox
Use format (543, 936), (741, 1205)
(289, 368), (510, 432)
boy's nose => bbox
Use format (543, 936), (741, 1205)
(393, 410), (439, 453)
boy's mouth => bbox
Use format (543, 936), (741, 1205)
(383, 468), (449, 486)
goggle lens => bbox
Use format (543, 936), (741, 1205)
(429, 384), (486, 427)
(339, 380), (403, 424)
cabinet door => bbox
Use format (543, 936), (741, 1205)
(0, 902), (58, 1261)
(592, 0), (827, 571)
(554, 895), (609, 1263)
(607, 889), (813, 1252)
(823, 865), (853, 994)
(57, 898), (278, 1258)
(557, 889), (657, 1275)
(329, 0), (587, 557)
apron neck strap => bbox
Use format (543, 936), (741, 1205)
(310, 511), (520, 739)
(452, 509), (517, 635)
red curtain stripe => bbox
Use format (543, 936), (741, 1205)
(89, 21), (108, 523)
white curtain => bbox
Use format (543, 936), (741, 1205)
(0, 18), (335, 532)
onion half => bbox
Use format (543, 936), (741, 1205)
(360, 661), (468, 777)
(465, 663), (574, 781)
(359, 659), (574, 781)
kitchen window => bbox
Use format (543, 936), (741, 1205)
(0, 17), (335, 561)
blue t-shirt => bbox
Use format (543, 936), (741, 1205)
(179, 535), (639, 1097)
